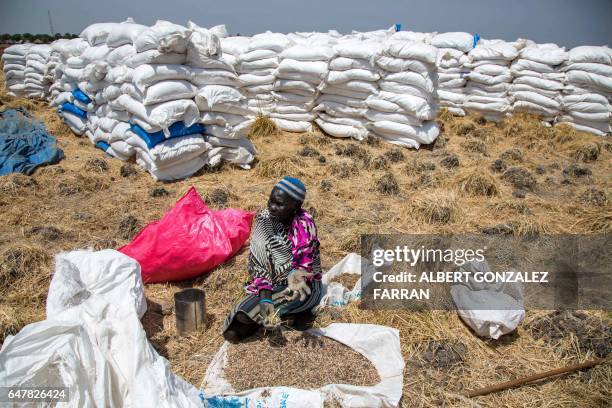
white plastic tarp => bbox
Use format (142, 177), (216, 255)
(0, 250), (202, 407)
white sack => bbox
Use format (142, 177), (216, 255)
(315, 118), (369, 140)
(139, 80), (197, 105)
(431, 32), (474, 52)
(135, 20), (191, 53)
(106, 20), (148, 48)
(450, 259), (525, 340)
(383, 41), (438, 64)
(46, 249), (147, 319)
(368, 120), (440, 146)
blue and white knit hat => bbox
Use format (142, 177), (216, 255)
(275, 176), (306, 202)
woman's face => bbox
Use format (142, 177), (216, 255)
(268, 188), (299, 224)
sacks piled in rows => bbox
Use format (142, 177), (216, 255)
(366, 39), (440, 147)
(272, 44), (334, 132)
(432, 32), (473, 116)
(23, 45), (54, 99)
(2, 44), (32, 97)
(4, 24), (612, 153)
(557, 46), (612, 136)
(49, 38), (98, 136)
(45, 19), (256, 180)
(314, 40), (382, 140)
(234, 33), (293, 116)
(509, 43), (567, 122)
(95, 19), (211, 178)
(464, 39), (523, 121)
(48, 38), (88, 101)
(187, 23), (256, 170)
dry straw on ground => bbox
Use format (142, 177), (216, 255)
(1, 67), (611, 407)
(405, 190), (459, 225)
(454, 168), (500, 196)
(224, 330), (380, 391)
(248, 114), (279, 141)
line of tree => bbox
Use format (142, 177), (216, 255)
(0, 33), (79, 44)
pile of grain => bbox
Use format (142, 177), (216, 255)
(224, 330), (380, 391)
(329, 274), (361, 289)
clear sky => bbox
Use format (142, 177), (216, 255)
(1, 0), (611, 48)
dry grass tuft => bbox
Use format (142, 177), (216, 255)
(439, 153), (460, 169)
(370, 155), (390, 170)
(383, 148), (405, 163)
(330, 161), (359, 178)
(118, 215), (142, 240)
(0, 242), (51, 342)
(404, 159), (436, 176)
(501, 166), (536, 190)
(508, 217), (547, 236)
(454, 168), (499, 196)
(552, 122), (580, 144)
(375, 172), (400, 195)
(57, 174), (110, 195)
(84, 158), (110, 173)
(461, 139), (487, 155)
(487, 200), (532, 215)
(255, 155), (304, 178)
(579, 188), (608, 207)
(405, 190), (459, 224)
(453, 119), (476, 137)
(248, 114), (279, 140)
(573, 208), (612, 233)
(569, 141), (601, 163)
(0, 304), (30, 341)
(1, 97), (43, 112)
(499, 148), (524, 163)
(205, 187), (232, 207)
(0, 244), (50, 286)
(437, 108), (455, 122)
(335, 143), (369, 160)
(0, 174), (38, 194)
(297, 145), (320, 157)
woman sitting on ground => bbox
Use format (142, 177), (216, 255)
(223, 176), (322, 342)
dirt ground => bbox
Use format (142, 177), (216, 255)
(1, 71), (611, 407)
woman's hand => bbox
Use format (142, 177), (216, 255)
(258, 289), (275, 326)
(281, 269), (314, 302)
(259, 300), (275, 324)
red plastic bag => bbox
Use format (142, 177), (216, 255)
(119, 187), (254, 283)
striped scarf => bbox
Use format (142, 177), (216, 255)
(246, 208), (321, 294)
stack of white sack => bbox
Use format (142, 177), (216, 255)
(2, 44), (32, 96)
(367, 39), (440, 148)
(272, 43), (335, 132)
(235, 33), (293, 116)
(48, 38), (92, 137)
(464, 39), (525, 121)
(23, 45), (54, 99)
(557, 46), (612, 136)
(432, 32), (474, 116)
(509, 42), (567, 122)
(189, 23), (256, 170)
(48, 38), (89, 104)
(314, 40), (382, 140)
(219, 37), (250, 90)
(52, 33), (114, 141)
(85, 19), (215, 178)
